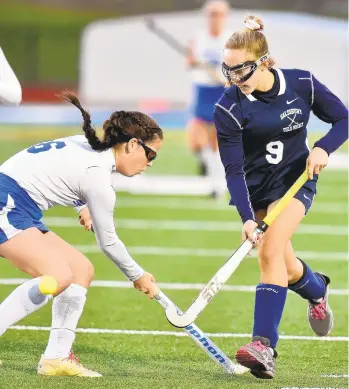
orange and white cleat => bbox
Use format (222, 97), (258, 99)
(37, 352), (102, 377)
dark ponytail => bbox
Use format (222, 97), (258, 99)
(58, 90), (109, 151)
(58, 90), (163, 151)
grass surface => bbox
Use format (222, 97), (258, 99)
(0, 127), (347, 388)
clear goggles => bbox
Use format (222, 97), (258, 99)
(222, 53), (270, 83)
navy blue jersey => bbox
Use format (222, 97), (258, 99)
(214, 68), (348, 223)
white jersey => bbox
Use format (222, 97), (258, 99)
(0, 47), (22, 105)
(190, 29), (230, 86)
(0, 135), (143, 281)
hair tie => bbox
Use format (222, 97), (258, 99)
(245, 18), (262, 31)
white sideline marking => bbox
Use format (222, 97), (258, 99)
(73, 244), (348, 262)
(115, 198), (348, 215)
(0, 278), (347, 295)
(44, 217), (348, 236)
(106, 164), (348, 196)
(320, 374), (349, 378)
(9, 325), (349, 342)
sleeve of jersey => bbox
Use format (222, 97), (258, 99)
(73, 203), (87, 213)
(214, 105), (255, 223)
(0, 48), (22, 105)
(311, 75), (348, 155)
(81, 167), (144, 282)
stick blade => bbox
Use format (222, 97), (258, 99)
(165, 304), (193, 328)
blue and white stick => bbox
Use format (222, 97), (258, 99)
(155, 289), (249, 375)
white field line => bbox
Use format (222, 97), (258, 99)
(0, 278), (347, 295)
(44, 217), (348, 236)
(115, 198), (348, 215)
(73, 244), (348, 262)
(320, 374), (349, 378)
(9, 325), (349, 342)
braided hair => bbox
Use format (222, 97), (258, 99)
(59, 91), (163, 151)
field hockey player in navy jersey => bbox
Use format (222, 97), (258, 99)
(214, 15), (348, 379)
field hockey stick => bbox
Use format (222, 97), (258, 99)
(155, 288), (249, 375)
(145, 17), (188, 56)
(87, 226), (247, 374)
(165, 170), (309, 328)
(145, 17), (223, 84)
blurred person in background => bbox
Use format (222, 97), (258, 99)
(0, 47), (22, 105)
(215, 15), (348, 379)
(0, 92), (161, 377)
(186, 0), (230, 198)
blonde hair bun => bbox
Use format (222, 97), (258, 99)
(244, 15), (264, 32)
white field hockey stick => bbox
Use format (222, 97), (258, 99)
(165, 170), (309, 328)
(87, 228), (247, 374)
(155, 288), (249, 375)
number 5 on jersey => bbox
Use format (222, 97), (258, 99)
(266, 141), (284, 164)
(27, 141), (66, 154)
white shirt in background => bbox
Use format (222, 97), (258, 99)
(0, 47), (22, 105)
(190, 29), (231, 86)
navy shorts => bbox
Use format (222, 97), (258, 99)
(0, 173), (49, 244)
(251, 176), (318, 214)
(191, 84), (225, 123)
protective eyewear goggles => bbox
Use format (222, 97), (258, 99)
(222, 53), (270, 83)
(120, 132), (157, 162)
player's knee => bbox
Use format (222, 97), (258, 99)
(72, 258), (95, 286)
(53, 270), (74, 293)
(258, 245), (283, 266)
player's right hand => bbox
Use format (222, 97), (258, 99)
(242, 220), (262, 247)
(133, 272), (158, 299)
(187, 56), (200, 68)
(78, 206), (92, 231)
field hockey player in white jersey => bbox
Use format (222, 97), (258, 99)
(186, 0), (230, 197)
(0, 91), (163, 377)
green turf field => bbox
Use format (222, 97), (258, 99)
(0, 126), (347, 389)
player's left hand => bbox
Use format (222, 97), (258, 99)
(79, 206), (92, 231)
(306, 147), (328, 180)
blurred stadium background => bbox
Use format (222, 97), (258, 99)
(0, 1), (347, 388)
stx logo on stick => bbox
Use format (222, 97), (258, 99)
(202, 276), (222, 302)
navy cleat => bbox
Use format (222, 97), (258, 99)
(308, 273), (334, 336)
(235, 336), (276, 379)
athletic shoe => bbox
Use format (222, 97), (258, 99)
(235, 336), (276, 379)
(308, 273), (334, 336)
(38, 352), (102, 377)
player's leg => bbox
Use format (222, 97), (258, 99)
(206, 122), (226, 198)
(188, 84), (211, 175)
(276, 180), (332, 336)
(0, 228), (100, 377)
(0, 228), (74, 337)
(186, 117), (210, 175)
(187, 118), (226, 198)
(188, 84), (225, 181)
(37, 231), (101, 377)
(284, 240), (333, 337)
(235, 199), (305, 379)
